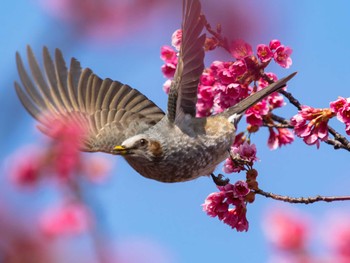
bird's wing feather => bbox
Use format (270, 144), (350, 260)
(167, 0), (205, 122)
(15, 46), (165, 153)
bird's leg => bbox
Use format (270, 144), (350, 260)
(211, 173), (230, 186)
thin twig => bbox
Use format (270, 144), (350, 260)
(279, 90), (302, 110)
(254, 188), (350, 204)
(324, 138), (350, 151)
(201, 14), (230, 52)
(328, 125), (350, 150)
(262, 122), (293, 129)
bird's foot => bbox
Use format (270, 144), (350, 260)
(211, 173), (230, 186)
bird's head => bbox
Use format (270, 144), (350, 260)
(113, 134), (163, 161)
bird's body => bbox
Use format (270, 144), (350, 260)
(14, 0), (296, 183)
(124, 115), (235, 182)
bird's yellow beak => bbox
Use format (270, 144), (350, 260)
(113, 145), (127, 155)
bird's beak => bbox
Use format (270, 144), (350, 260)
(113, 145), (128, 155)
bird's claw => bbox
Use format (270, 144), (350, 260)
(211, 173), (230, 186)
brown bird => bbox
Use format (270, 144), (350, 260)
(15, 0), (296, 183)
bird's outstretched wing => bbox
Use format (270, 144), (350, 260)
(167, 0), (205, 122)
(15, 46), (165, 153)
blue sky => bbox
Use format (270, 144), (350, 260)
(1, 0), (350, 262)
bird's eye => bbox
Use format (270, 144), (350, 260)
(139, 139), (147, 146)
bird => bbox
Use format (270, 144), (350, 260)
(15, 0), (296, 183)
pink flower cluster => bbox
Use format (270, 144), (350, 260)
(223, 140), (258, 173)
(267, 127), (294, 150)
(291, 106), (334, 148)
(160, 31), (293, 123)
(291, 97), (350, 147)
(196, 39), (291, 118)
(257, 39), (293, 68)
(160, 29), (182, 94)
(330, 96), (350, 135)
(160, 46), (178, 82)
(202, 181), (250, 231)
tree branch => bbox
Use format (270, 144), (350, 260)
(254, 188), (350, 204)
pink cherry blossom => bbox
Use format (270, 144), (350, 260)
(202, 191), (228, 219)
(274, 45), (293, 68)
(40, 202), (92, 237)
(290, 106), (334, 148)
(196, 85), (215, 117)
(160, 45), (177, 62)
(160, 45), (178, 79)
(330, 97), (350, 135)
(161, 62), (177, 78)
(269, 39), (281, 50)
(257, 72), (278, 90)
(203, 181), (250, 231)
(162, 79), (172, 94)
(256, 74), (285, 109)
(222, 206), (248, 232)
(257, 44), (273, 63)
(245, 100), (270, 126)
(215, 83), (242, 111)
(224, 142), (258, 173)
(330, 96), (348, 114)
(219, 180), (250, 199)
(267, 92), (285, 109)
(230, 59), (248, 77)
(214, 61), (237, 85)
(200, 69), (216, 86)
(268, 128), (294, 150)
(171, 29), (182, 51)
(233, 142), (258, 163)
(223, 156), (240, 173)
(230, 39), (253, 59)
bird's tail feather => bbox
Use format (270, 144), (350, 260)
(221, 72), (297, 122)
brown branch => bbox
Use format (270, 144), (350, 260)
(254, 188), (350, 204)
(262, 122), (293, 129)
(324, 138), (350, 151)
(269, 114), (294, 128)
(328, 125), (350, 149)
(279, 90), (302, 110)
